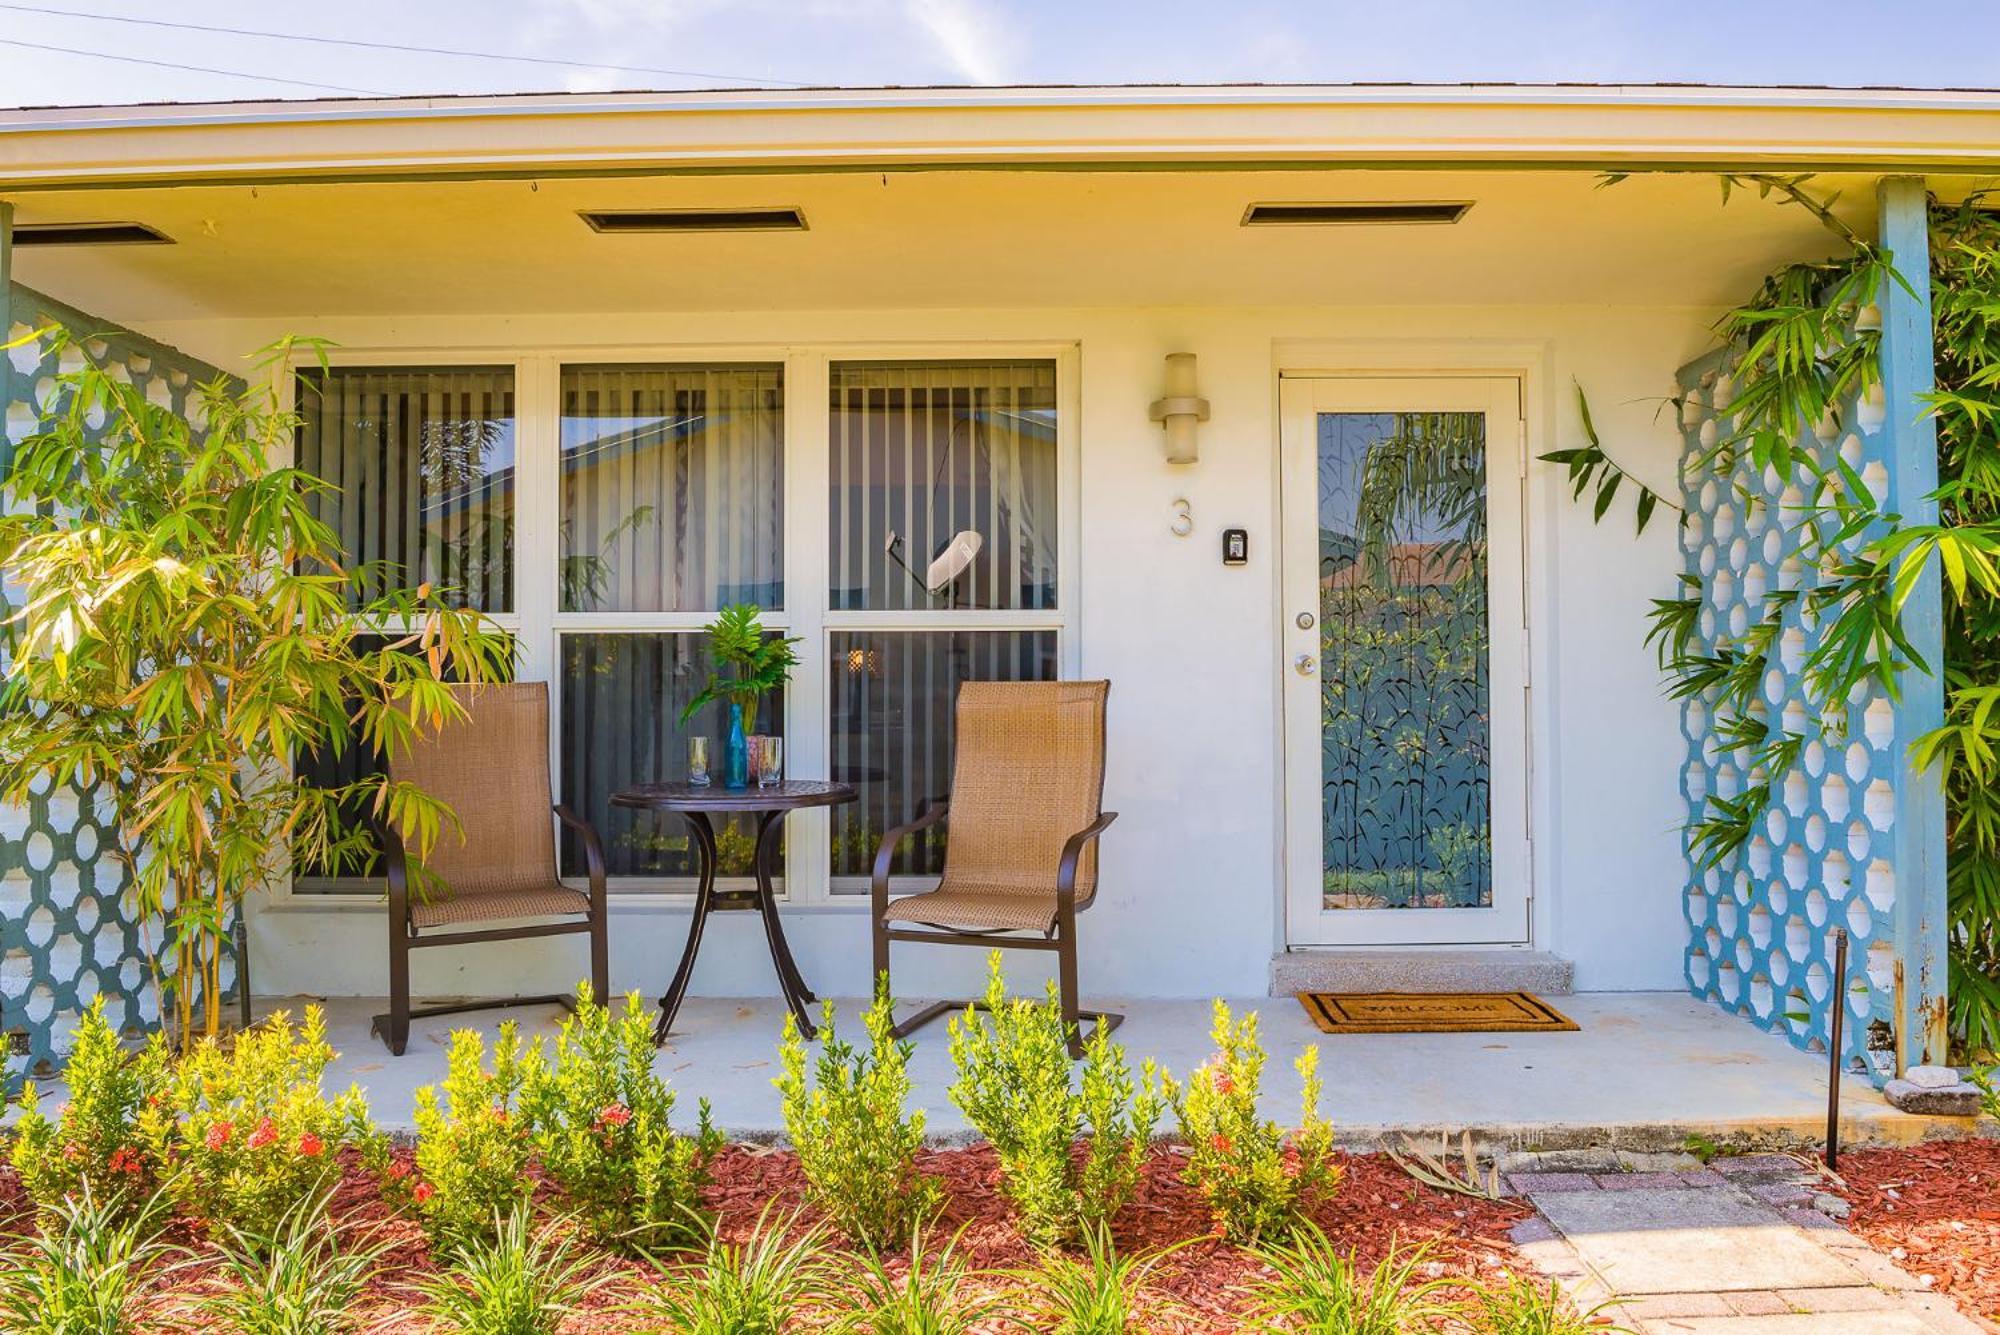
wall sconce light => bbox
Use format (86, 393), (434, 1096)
(1149, 352), (1209, 465)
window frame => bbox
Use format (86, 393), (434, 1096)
(273, 341), (1079, 912)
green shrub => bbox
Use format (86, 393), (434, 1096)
(1156, 999), (1338, 1244)
(631, 1208), (832, 1335)
(11, 1002), (377, 1237)
(518, 985), (721, 1253)
(418, 1206), (606, 1335)
(0, 1186), (173, 1335)
(1247, 1229), (1449, 1334)
(404, 1023), (535, 1247)
(134, 1006), (380, 1235)
(1972, 1065), (1998, 1122)
(946, 956), (1161, 1248)
(1472, 1276), (1631, 1335)
(199, 1191), (393, 1335)
(9, 999), (164, 1216)
(775, 984), (939, 1248)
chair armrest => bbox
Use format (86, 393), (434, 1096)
(1056, 811), (1119, 897)
(553, 804), (608, 906)
(871, 801), (950, 911)
(376, 818), (412, 931)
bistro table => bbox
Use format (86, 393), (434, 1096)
(611, 779), (857, 1043)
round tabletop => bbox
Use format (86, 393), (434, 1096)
(610, 779), (858, 814)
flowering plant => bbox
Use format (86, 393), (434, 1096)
(1156, 1000), (1339, 1243)
(9, 998), (166, 1216)
(133, 1005), (380, 1235)
(518, 986), (721, 1252)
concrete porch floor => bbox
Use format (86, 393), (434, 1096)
(272, 990), (1978, 1151)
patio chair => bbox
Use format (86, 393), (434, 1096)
(371, 681), (609, 1055)
(870, 679), (1118, 1059)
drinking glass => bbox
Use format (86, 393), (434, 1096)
(687, 735), (711, 787)
(756, 736), (783, 787)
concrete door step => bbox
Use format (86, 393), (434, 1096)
(1270, 948), (1575, 996)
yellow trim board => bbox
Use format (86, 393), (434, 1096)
(1298, 991), (1578, 1035)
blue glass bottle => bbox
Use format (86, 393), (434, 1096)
(724, 701), (750, 789)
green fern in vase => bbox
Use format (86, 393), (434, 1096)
(679, 603), (803, 737)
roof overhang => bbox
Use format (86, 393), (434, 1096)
(10, 83), (2000, 191)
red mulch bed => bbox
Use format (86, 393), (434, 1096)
(1834, 1138), (2000, 1329)
(10, 1144), (1529, 1332)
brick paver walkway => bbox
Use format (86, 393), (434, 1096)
(1506, 1152), (1992, 1334)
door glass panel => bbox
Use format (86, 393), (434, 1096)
(1316, 411), (1490, 911)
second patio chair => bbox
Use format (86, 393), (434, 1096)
(870, 679), (1118, 1058)
(371, 680), (609, 1055)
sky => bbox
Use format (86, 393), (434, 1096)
(3, 1), (2000, 108)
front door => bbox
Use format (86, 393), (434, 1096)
(1280, 376), (1529, 946)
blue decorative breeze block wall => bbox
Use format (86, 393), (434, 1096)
(1674, 351), (1901, 1078)
(2, 281), (236, 1084)
(1674, 178), (1949, 1082)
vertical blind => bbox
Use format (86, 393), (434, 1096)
(829, 361), (1058, 611)
(295, 367), (516, 611)
(829, 630), (1057, 883)
(560, 364), (784, 612)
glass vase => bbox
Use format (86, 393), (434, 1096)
(724, 702), (750, 789)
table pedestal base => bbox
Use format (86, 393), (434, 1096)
(654, 807), (817, 1044)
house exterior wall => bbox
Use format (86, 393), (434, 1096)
(133, 301), (1705, 1005)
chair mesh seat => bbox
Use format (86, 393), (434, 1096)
(880, 880), (1096, 934)
(411, 882), (590, 929)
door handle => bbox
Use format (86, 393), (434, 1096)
(1295, 654), (1317, 677)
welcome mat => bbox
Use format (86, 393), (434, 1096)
(1297, 991), (1578, 1035)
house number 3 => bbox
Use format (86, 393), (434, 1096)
(1169, 498), (1193, 537)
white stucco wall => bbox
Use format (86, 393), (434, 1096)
(140, 303), (1707, 1001)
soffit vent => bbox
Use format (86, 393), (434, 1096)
(1241, 201), (1473, 227)
(579, 207), (808, 234)
(11, 221), (173, 246)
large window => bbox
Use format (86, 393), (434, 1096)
(291, 350), (1070, 900)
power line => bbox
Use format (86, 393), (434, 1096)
(0, 36), (383, 94)
(0, 3), (810, 88)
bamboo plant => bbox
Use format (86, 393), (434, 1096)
(0, 329), (511, 1048)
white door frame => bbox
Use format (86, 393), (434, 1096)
(1279, 373), (1531, 947)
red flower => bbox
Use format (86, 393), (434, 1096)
(596, 1102), (632, 1129)
(246, 1117), (278, 1151)
(295, 1133), (324, 1158)
(412, 1182), (434, 1205)
(1210, 1134), (1234, 1156)
(61, 1140), (83, 1163)
(1214, 1071), (1235, 1096)
(386, 1161), (411, 1181)
(205, 1122), (233, 1152)
(107, 1147), (144, 1177)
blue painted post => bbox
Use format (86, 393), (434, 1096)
(1876, 176), (1950, 1069)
